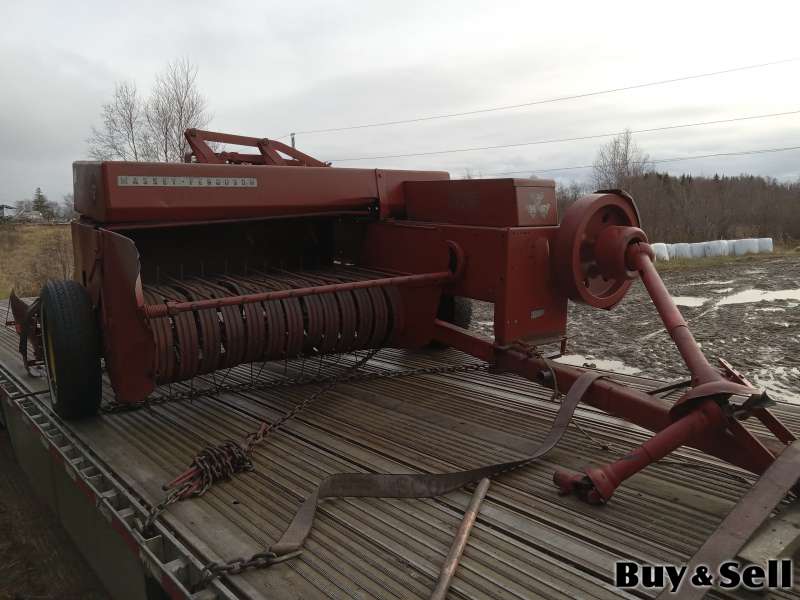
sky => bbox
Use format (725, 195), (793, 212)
(1, 0), (799, 204)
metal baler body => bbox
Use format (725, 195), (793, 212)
(70, 157), (566, 406)
(10, 128), (795, 507)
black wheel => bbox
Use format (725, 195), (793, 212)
(429, 295), (473, 348)
(40, 280), (101, 419)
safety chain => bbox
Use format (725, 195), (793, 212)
(133, 351), (490, 586)
(242, 350), (379, 454)
(140, 350), (379, 531)
(199, 550), (304, 584)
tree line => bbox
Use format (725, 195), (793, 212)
(553, 131), (800, 242)
(557, 173), (800, 243)
(4, 187), (75, 222)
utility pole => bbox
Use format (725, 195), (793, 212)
(291, 133), (295, 148)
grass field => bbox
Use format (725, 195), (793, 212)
(0, 224), (73, 299)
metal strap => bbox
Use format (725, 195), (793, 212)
(660, 440), (800, 599)
(11, 295), (40, 372)
(269, 370), (605, 556)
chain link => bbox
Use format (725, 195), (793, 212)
(242, 349), (378, 452)
(131, 351), (490, 584)
(199, 549), (303, 586)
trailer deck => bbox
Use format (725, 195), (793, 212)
(1, 302), (798, 600)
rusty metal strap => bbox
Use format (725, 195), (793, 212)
(661, 440), (800, 599)
(269, 370), (605, 556)
(10, 294), (40, 371)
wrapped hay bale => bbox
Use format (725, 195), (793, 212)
(666, 244), (677, 259)
(757, 238), (773, 253)
(673, 242), (691, 259)
(732, 238), (759, 256)
(651, 243), (669, 261)
(704, 240), (727, 257)
(690, 243), (706, 258)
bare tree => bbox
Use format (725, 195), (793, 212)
(146, 59), (211, 161)
(88, 59), (211, 162)
(59, 193), (77, 222)
(87, 82), (149, 160)
(592, 130), (652, 189)
(555, 181), (588, 219)
(461, 168), (483, 179)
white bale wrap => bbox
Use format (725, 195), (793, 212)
(673, 243), (691, 259)
(704, 240), (728, 257)
(732, 238), (759, 256)
(757, 238), (774, 253)
(690, 243), (706, 258)
(666, 244), (677, 259)
(651, 243), (669, 261)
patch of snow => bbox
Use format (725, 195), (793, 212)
(671, 296), (708, 307)
(686, 280), (734, 286)
(556, 354), (641, 375)
(754, 370), (800, 404)
(716, 288), (800, 306)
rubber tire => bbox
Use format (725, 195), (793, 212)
(40, 280), (102, 419)
(429, 295), (473, 348)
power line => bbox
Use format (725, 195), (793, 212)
(329, 109), (800, 161)
(278, 57), (798, 137)
(486, 144), (800, 177)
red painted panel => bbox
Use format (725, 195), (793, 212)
(374, 169), (449, 218)
(433, 224), (507, 302)
(71, 221), (102, 305)
(99, 230), (155, 403)
(405, 178), (557, 227)
(361, 221), (450, 347)
(361, 220), (567, 345)
(74, 162), (446, 224)
(495, 227), (567, 344)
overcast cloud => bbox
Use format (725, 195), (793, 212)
(1, 0), (799, 203)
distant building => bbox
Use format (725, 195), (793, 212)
(10, 208), (45, 222)
(0, 204), (14, 218)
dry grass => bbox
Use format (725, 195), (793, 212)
(0, 224), (73, 299)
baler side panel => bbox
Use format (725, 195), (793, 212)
(374, 169), (450, 218)
(73, 161), (107, 222)
(496, 227), (566, 344)
(360, 221), (449, 347)
(99, 229), (155, 403)
(78, 162), (384, 223)
(73, 162), (450, 224)
(405, 178), (557, 227)
(71, 221), (102, 306)
(430, 224), (567, 343)
(433, 224), (506, 302)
